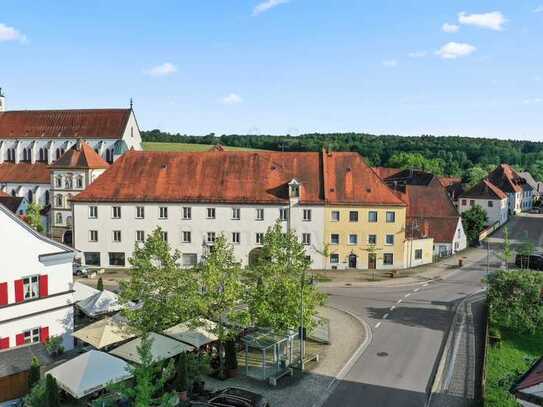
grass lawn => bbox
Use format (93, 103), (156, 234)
(143, 142), (266, 152)
(485, 326), (543, 406)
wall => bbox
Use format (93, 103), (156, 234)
(324, 206), (407, 270)
(458, 198), (508, 226)
(404, 238), (434, 268)
(0, 182), (50, 206)
(121, 111), (143, 151)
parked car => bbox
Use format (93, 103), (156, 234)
(515, 254), (543, 271)
(191, 387), (270, 407)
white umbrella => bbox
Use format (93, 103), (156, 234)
(163, 318), (218, 348)
(77, 290), (123, 318)
(73, 282), (100, 303)
(47, 350), (132, 399)
(72, 316), (136, 349)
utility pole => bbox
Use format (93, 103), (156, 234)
(300, 267), (305, 372)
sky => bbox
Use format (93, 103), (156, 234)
(1, 0), (542, 140)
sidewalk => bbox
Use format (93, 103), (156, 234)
(317, 247), (488, 289)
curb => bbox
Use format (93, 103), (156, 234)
(312, 305), (372, 407)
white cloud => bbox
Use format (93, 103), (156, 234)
(145, 62), (177, 77)
(253, 0), (289, 16)
(408, 51), (428, 58)
(382, 59), (398, 67)
(458, 11), (506, 31)
(436, 42), (477, 59)
(0, 23), (26, 43)
(220, 93), (243, 105)
(523, 98), (543, 104)
(534, 5), (543, 13)
(442, 23), (460, 33)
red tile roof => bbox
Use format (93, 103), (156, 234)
(487, 164), (525, 194)
(514, 357), (543, 392)
(73, 150), (406, 206)
(372, 167), (402, 180)
(438, 176), (462, 188)
(0, 109), (131, 139)
(460, 179), (507, 200)
(51, 141), (109, 169)
(408, 216), (460, 243)
(0, 163), (50, 184)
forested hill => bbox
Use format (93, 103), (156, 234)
(141, 130), (543, 181)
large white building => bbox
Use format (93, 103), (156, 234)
(458, 179), (509, 227)
(0, 203), (76, 352)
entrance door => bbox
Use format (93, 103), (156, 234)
(348, 254), (357, 269)
(368, 253), (376, 269)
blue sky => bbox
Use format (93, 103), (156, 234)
(1, 1), (542, 139)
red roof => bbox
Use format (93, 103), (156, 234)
(372, 167), (402, 180)
(51, 141), (109, 169)
(408, 216), (460, 243)
(73, 150), (405, 206)
(487, 164), (524, 194)
(438, 176), (462, 188)
(0, 163), (50, 184)
(461, 179), (507, 200)
(0, 109), (131, 139)
(514, 357), (543, 392)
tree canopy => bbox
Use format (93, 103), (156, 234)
(461, 205), (488, 245)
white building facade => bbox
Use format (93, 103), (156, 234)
(0, 204), (76, 352)
(459, 179), (510, 227)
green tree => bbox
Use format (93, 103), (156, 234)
(387, 152), (445, 175)
(45, 374), (60, 407)
(517, 231), (535, 269)
(246, 222), (326, 333)
(29, 356), (41, 389)
(24, 378), (47, 407)
(119, 227), (200, 334)
(195, 235), (248, 376)
(496, 227), (514, 271)
(461, 205), (488, 246)
(488, 270), (543, 333)
(25, 202), (44, 233)
(466, 166), (488, 188)
(96, 277), (104, 291)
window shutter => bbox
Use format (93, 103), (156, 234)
(14, 279), (24, 303)
(0, 337), (9, 349)
(15, 333), (25, 346)
(39, 275), (48, 297)
(40, 327), (49, 344)
(0, 282), (7, 306)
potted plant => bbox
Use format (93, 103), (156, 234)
(224, 340), (239, 378)
(45, 336), (64, 357)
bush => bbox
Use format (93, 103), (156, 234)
(29, 356), (41, 388)
(46, 374), (60, 407)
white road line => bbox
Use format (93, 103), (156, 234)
(404, 293), (411, 298)
(397, 299), (403, 304)
(390, 306), (396, 311)
(422, 283), (429, 287)
(414, 288), (420, 293)
(383, 313), (390, 319)
(375, 322), (382, 329)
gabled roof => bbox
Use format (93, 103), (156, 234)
(512, 356), (543, 402)
(487, 164), (529, 194)
(51, 140), (109, 169)
(0, 109), (131, 139)
(408, 216), (461, 243)
(384, 168), (435, 187)
(460, 179), (507, 200)
(0, 163), (50, 184)
(73, 150), (406, 206)
(0, 193), (24, 213)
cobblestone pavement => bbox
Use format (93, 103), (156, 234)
(205, 306), (366, 407)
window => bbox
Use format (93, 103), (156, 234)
(232, 232), (240, 244)
(386, 211), (396, 223)
(349, 211), (358, 222)
(349, 234), (358, 245)
(136, 230), (145, 242)
(256, 233), (264, 244)
(469, 200), (475, 207)
(55, 176), (62, 188)
(23, 328), (40, 345)
(368, 211), (378, 223)
(183, 207), (191, 219)
(89, 206), (98, 219)
(368, 234), (377, 245)
(56, 194), (63, 208)
(331, 233), (340, 244)
(256, 208), (264, 221)
(461, 199), (467, 206)
(76, 176), (84, 189)
(385, 234), (394, 245)
(161, 231), (168, 242)
(383, 253), (394, 265)
(331, 211), (340, 222)
(303, 209), (312, 221)
(136, 206), (145, 219)
(89, 230), (98, 242)
(23, 276), (40, 300)
(207, 208), (216, 219)
(109, 252), (126, 266)
(85, 252), (101, 267)
(302, 233), (311, 245)
(232, 208), (240, 220)
(159, 207), (168, 219)
(65, 177), (73, 189)
(112, 206), (121, 219)
(488, 201), (494, 208)
(330, 253), (339, 264)
(55, 212), (62, 224)
(182, 231), (191, 243)
(182, 254), (198, 267)
(415, 249), (423, 260)
(280, 208), (288, 221)
(113, 230), (122, 242)
(207, 232), (216, 243)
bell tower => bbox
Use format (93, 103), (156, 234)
(0, 88), (5, 112)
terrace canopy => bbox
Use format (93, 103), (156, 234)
(109, 332), (194, 364)
(72, 316), (136, 349)
(72, 282), (100, 303)
(46, 350), (131, 399)
(163, 318), (219, 348)
(76, 289), (123, 318)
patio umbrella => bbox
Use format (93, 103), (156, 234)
(73, 282), (100, 303)
(72, 316), (136, 349)
(47, 350), (132, 399)
(163, 318), (219, 348)
(76, 289), (124, 318)
(109, 332), (194, 364)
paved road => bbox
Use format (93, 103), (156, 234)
(321, 254), (490, 407)
(488, 213), (543, 249)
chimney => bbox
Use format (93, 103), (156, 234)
(0, 88), (5, 112)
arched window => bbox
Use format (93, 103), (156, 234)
(27, 190), (33, 203)
(39, 148), (44, 162)
(45, 190), (50, 205)
(77, 176), (84, 189)
(67, 194), (73, 209)
(105, 149), (112, 163)
(56, 212), (63, 225)
(11, 189), (16, 197)
(9, 148), (16, 162)
(65, 177), (73, 189)
(23, 148), (32, 162)
(43, 148), (48, 162)
(56, 194), (63, 208)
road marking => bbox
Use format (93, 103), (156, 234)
(422, 283), (429, 287)
(390, 306), (396, 311)
(375, 322), (382, 329)
(383, 313), (390, 320)
(404, 293), (411, 298)
(397, 299), (403, 304)
(413, 288), (420, 293)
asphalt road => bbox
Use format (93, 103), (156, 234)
(321, 253), (491, 407)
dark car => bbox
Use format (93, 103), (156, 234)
(191, 387), (270, 407)
(515, 254), (543, 271)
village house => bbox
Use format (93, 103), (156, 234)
(458, 179), (509, 227)
(486, 164), (533, 214)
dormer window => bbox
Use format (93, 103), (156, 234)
(288, 179), (301, 199)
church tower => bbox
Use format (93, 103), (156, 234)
(0, 88), (5, 112)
